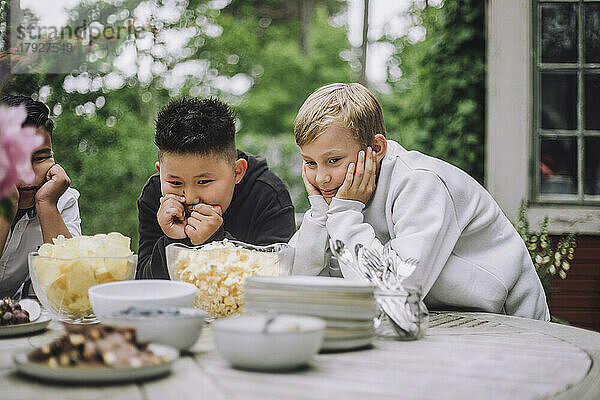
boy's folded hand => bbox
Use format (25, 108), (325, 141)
(302, 164), (321, 197)
(185, 204), (223, 245)
(157, 194), (187, 239)
(35, 164), (71, 207)
(336, 148), (377, 205)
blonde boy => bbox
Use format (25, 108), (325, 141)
(290, 83), (549, 321)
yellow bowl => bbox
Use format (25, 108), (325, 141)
(28, 252), (137, 323)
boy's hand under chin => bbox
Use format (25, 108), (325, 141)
(34, 164), (71, 207)
(302, 163), (321, 197)
(157, 194), (187, 239)
(185, 203), (223, 245)
(336, 148), (377, 205)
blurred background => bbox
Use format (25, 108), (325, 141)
(0, 0), (484, 250)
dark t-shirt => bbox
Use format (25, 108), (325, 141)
(136, 150), (296, 279)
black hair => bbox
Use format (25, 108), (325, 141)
(0, 94), (54, 135)
(155, 97), (237, 162)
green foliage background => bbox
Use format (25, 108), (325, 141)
(1, 0), (485, 251)
(381, 0), (485, 183)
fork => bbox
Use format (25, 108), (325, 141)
(361, 245), (387, 274)
(355, 244), (383, 282)
(383, 257), (419, 291)
(398, 257), (419, 277)
(330, 239), (367, 282)
(355, 244), (386, 278)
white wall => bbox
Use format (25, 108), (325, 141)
(486, 0), (600, 234)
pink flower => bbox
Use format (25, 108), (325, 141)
(0, 104), (43, 198)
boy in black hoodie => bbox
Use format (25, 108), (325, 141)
(136, 98), (296, 279)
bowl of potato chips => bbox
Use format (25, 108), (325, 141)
(166, 240), (293, 319)
(28, 233), (137, 323)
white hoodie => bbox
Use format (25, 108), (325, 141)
(290, 140), (550, 321)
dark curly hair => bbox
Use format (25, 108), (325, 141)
(0, 94), (54, 136)
(155, 97), (237, 162)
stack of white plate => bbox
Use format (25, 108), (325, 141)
(244, 276), (377, 351)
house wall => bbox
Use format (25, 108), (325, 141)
(486, 0), (600, 331)
(486, 0), (530, 222)
(549, 235), (600, 332)
(486, 0), (600, 233)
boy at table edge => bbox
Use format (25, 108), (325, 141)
(289, 83), (550, 321)
(136, 97), (296, 279)
(0, 95), (82, 299)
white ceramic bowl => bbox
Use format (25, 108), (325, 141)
(99, 307), (207, 351)
(212, 314), (326, 370)
(89, 280), (197, 318)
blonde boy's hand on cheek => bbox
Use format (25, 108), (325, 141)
(157, 194), (187, 239)
(185, 203), (223, 245)
(302, 163), (321, 197)
(335, 147), (377, 205)
(35, 164), (71, 207)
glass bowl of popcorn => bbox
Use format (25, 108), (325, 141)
(166, 240), (294, 318)
(28, 233), (137, 323)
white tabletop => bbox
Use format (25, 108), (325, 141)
(2, 311), (599, 400)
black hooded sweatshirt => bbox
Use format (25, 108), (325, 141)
(136, 150), (296, 279)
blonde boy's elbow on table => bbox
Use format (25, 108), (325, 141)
(289, 238), (326, 276)
(504, 269), (551, 321)
(289, 221), (329, 276)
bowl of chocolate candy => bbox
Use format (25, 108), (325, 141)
(13, 323), (179, 383)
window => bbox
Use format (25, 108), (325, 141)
(534, 0), (600, 204)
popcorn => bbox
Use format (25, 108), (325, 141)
(173, 241), (280, 318)
(31, 233), (135, 319)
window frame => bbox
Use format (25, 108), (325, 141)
(486, 0), (600, 235)
(532, 0), (600, 206)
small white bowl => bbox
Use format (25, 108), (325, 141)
(212, 314), (326, 371)
(89, 280), (197, 318)
(100, 307), (207, 351)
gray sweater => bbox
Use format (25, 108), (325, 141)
(290, 140), (549, 321)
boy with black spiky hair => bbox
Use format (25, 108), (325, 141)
(136, 97), (296, 279)
(0, 94), (81, 299)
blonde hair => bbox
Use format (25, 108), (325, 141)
(294, 83), (386, 147)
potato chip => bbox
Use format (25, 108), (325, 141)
(106, 259), (132, 281)
(66, 296), (91, 315)
(38, 243), (54, 257)
(34, 258), (62, 289)
(66, 260), (97, 295)
(31, 232), (135, 320)
(46, 275), (68, 310)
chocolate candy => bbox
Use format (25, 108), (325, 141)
(0, 297), (31, 326)
(28, 323), (169, 368)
